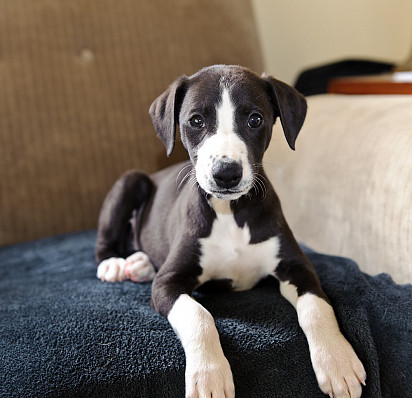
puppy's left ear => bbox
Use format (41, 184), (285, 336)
(149, 76), (188, 156)
(263, 74), (307, 150)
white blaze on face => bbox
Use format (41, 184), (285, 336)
(195, 85), (253, 199)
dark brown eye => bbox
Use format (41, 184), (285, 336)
(189, 115), (205, 129)
(248, 114), (263, 128)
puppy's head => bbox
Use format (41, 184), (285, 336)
(149, 65), (307, 200)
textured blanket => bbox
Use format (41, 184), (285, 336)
(1, 231), (411, 398)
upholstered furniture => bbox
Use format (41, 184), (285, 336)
(0, 0), (262, 247)
(265, 94), (412, 284)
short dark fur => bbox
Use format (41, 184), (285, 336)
(95, 65), (328, 318)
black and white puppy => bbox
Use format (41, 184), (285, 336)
(95, 65), (366, 398)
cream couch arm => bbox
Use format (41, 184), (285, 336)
(265, 94), (412, 283)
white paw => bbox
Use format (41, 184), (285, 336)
(97, 257), (127, 282)
(168, 294), (235, 398)
(185, 354), (235, 398)
(124, 252), (156, 282)
(297, 294), (366, 398)
(97, 252), (156, 283)
(311, 333), (366, 398)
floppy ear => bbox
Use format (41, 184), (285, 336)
(149, 76), (188, 156)
(263, 74), (307, 150)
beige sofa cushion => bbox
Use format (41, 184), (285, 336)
(265, 94), (412, 283)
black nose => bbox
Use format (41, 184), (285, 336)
(212, 160), (242, 189)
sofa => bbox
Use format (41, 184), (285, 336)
(1, 1), (411, 397)
(265, 94), (412, 284)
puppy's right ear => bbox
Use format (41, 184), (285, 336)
(149, 76), (188, 156)
(263, 74), (307, 151)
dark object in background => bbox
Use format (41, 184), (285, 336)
(294, 59), (394, 96)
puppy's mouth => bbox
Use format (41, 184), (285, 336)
(199, 177), (254, 200)
(209, 188), (246, 200)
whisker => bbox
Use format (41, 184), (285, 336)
(189, 176), (200, 193)
(177, 172), (190, 191)
(177, 169), (196, 191)
(176, 164), (193, 188)
(252, 163), (266, 173)
(258, 176), (268, 194)
(252, 180), (262, 197)
(256, 172), (268, 184)
(252, 172), (268, 199)
(176, 164), (192, 181)
(260, 160), (276, 167)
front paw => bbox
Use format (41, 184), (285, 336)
(311, 333), (366, 398)
(185, 355), (235, 398)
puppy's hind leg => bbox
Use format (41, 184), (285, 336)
(95, 170), (154, 283)
(124, 251), (156, 283)
(97, 252), (156, 283)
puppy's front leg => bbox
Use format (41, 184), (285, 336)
(152, 264), (235, 398)
(276, 258), (366, 398)
(168, 294), (235, 398)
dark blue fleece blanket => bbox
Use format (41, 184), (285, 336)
(0, 230), (411, 398)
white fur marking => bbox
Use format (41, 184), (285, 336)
(279, 281), (298, 308)
(168, 294), (235, 398)
(195, 86), (253, 200)
(296, 294), (366, 398)
(217, 88), (235, 137)
(199, 199), (280, 290)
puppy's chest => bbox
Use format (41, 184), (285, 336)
(198, 212), (280, 291)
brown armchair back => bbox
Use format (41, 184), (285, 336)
(0, 0), (263, 245)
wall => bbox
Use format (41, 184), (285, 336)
(251, 0), (412, 84)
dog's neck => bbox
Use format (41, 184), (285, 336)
(209, 197), (232, 215)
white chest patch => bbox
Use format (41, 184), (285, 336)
(198, 199), (280, 291)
